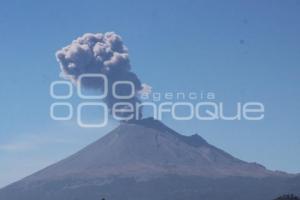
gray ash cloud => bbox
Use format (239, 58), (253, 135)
(56, 32), (143, 120)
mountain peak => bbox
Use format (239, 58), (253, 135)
(0, 119), (296, 200)
(122, 117), (208, 147)
(125, 117), (174, 132)
(8, 118), (284, 183)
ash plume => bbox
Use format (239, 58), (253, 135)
(55, 32), (143, 120)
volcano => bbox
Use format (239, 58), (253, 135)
(0, 118), (299, 200)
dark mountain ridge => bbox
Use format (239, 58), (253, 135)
(0, 118), (298, 200)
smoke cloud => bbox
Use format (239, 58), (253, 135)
(56, 32), (143, 120)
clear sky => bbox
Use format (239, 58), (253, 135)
(0, 0), (299, 188)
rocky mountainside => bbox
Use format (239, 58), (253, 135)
(0, 118), (298, 200)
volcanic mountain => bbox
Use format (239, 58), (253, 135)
(0, 118), (299, 200)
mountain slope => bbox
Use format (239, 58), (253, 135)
(0, 118), (298, 200)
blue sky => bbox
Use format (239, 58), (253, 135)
(0, 0), (299, 187)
